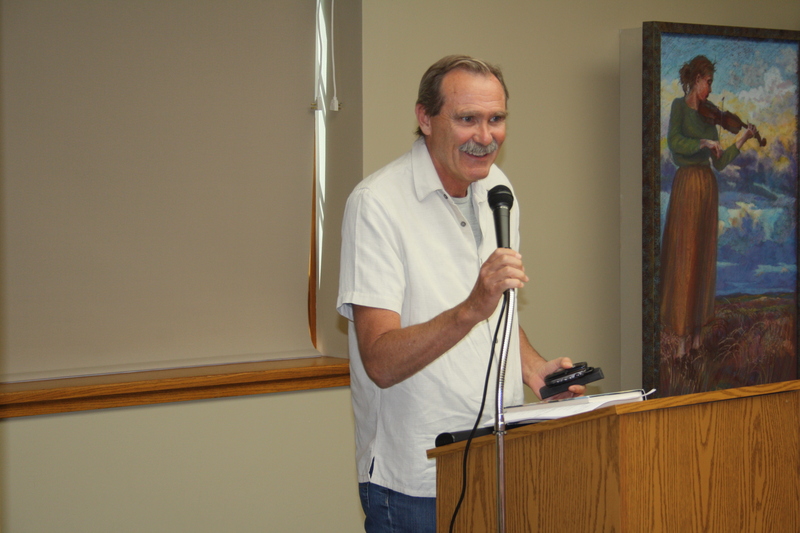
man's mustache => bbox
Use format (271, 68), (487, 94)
(459, 139), (498, 156)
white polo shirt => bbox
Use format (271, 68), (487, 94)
(337, 138), (524, 498)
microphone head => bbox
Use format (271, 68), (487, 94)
(488, 185), (514, 211)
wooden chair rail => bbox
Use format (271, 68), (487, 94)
(0, 356), (350, 418)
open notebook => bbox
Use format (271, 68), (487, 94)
(436, 389), (654, 448)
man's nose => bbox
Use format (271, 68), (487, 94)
(473, 122), (492, 145)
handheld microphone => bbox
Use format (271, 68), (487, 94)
(488, 185), (514, 249)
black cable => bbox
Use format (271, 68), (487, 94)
(448, 293), (510, 532)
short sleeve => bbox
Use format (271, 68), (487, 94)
(337, 187), (407, 321)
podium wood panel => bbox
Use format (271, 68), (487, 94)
(429, 381), (800, 532)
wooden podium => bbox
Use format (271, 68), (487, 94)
(427, 380), (800, 532)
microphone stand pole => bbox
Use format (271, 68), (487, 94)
(494, 288), (515, 533)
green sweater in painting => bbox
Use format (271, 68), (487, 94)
(667, 97), (740, 170)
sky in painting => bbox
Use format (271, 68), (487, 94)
(659, 32), (799, 296)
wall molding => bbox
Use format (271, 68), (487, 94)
(0, 356), (350, 418)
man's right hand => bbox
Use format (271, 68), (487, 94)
(462, 248), (529, 324)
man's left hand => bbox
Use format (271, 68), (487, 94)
(526, 357), (586, 400)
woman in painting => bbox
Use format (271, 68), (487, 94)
(660, 55), (756, 359)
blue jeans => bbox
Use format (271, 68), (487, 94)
(359, 482), (436, 533)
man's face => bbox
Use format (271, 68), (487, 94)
(416, 69), (507, 197)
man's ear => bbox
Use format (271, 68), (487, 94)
(415, 103), (432, 136)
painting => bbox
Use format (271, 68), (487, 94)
(642, 22), (800, 396)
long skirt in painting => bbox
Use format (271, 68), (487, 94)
(659, 164), (719, 337)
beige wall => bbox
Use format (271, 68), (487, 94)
(1, 388), (360, 532)
(362, 0), (800, 397)
(3, 1), (799, 531)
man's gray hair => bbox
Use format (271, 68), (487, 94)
(415, 55), (509, 137)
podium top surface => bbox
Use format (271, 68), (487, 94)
(428, 380), (800, 459)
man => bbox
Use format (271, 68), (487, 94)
(337, 55), (584, 532)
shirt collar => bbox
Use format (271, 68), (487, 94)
(410, 137), (490, 205)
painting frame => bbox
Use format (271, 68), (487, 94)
(642, 21), (800, 396)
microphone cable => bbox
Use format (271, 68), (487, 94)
(448, 292), (511, 532)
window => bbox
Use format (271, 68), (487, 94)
(1, 1), (321, 382)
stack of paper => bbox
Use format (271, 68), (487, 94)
(497, 389), (650, 425)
